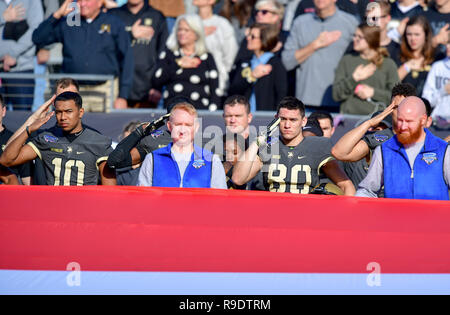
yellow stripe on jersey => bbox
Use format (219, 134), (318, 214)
(96, 156), (109, 170)
(317, 156), (335, 175)
(27, 142), (42, 160)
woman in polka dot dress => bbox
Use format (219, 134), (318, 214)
(152, 14), (222, 112)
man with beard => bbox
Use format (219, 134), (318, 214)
(356, 96), (450, 200)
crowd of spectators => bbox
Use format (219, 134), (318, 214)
(0, 0), (448, 117)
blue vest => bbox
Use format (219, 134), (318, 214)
(152, 143), (213, 188)
(382, 129), (449, 200)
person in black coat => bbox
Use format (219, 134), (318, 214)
(228, 23), (287, 112)
(110, 0), (168, 108)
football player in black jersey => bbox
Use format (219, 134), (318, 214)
(0, 94), (32, 185)
(232, 97), (355, 195)
(0, 92), (116, 186)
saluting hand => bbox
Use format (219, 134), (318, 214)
(368, 100), (397, 128)
(53, 0), (77, 20)
(28, 96), (56, 133)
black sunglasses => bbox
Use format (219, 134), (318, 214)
(256, 9), (276, 15)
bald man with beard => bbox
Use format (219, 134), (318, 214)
(356, 96), (450, 200)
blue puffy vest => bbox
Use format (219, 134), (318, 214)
(382, 129), (449, 200)
(152, 143), (213, 188)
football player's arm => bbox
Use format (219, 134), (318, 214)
(99, 161), (117, 186)
(0, 167), (19, 185)
(5, 96), (56, 147)
(0, 130), (38, 167)
(107, 116), (170, 170)
(331, 102), (396, 162)
(321, 160), (356, 196)
(0, 97), (55, 167)
(232, 141), (263, 186)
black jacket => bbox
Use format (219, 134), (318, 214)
(228, 55), (287, 111)
(32, 11), (134, 99)
(110, 3), (168, 101)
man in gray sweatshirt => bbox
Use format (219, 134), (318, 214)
(281, 0), (358, 109)
(0, 0), (43, 110)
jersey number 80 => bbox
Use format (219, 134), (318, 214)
(268, 164), (312, 194)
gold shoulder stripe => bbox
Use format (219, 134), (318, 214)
(96, 156), (108, 170)
(27, 142), (42, 160)
(317, 156), (335, 175)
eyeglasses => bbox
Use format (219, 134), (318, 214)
(256, 9), (276, 16)
(246, 34), (260, 40)
(353, 34), (365, 41)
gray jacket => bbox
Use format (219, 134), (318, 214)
(0, 0), (44, 72)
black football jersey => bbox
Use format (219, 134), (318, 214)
(137, 128), (172, 155)
(259, 136), (334, 194)
(27, 126), (113, 186)
(0, 126), (32, 182)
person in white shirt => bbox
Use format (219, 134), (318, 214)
(193, 0), (238, 97)
(422, 38), (450, 119)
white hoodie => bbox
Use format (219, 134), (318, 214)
(422, 57), (450, 119)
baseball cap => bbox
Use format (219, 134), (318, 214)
(303, 118), (324, 137)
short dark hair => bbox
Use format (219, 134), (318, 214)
(276, 96), (305, 117)
(309, 110), (334, 127)
(55, 78), (80, 93)
(420, 97), (432, 117)
(391, 83), (416, 100)
(0, 94), (5, 108)
(248, 23), (279, 53)
(223, 95), (251, 114)
(54, 91), (83, 109)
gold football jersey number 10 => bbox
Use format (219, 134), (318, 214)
(51, 158), (86, 186)
(268, 164), (312, 194)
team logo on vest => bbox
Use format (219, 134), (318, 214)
(144, 18), (152, 26)
(44, 135), (59, 143)
(193, 159), (205, 169)
(374, 134), (389, 142)
(1, 144), (5, 151)
(422, 153), (437, 165)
